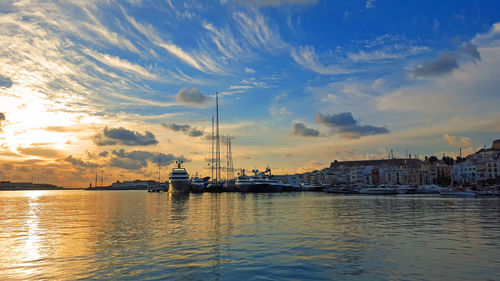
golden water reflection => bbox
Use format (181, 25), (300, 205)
(0, 191), (499, 280)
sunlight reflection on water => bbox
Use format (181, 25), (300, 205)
(0, 191), (499, 280)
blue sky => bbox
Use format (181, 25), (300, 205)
(0, 0), (499, 186)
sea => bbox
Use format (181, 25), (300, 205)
(0, 190), (499, 280)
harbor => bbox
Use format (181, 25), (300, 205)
(79, 137), (500, 197)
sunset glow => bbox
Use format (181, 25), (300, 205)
(0, 1), (499, 187)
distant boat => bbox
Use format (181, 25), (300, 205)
(439, 187), (476, 197)
(169, 160), (190, 193)
(416, 184), (447, 194)
(359, 185), (398, 195)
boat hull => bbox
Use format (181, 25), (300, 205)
(169, 181), (191, 193)
(359, 188), (398, 195)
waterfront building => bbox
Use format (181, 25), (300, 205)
(451, 161), (477, 185)
(330, 158), (422, 186)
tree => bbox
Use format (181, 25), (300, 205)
(428, 156), (438, 164)
(442, 155), (454, 165)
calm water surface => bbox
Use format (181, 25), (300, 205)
(1, 191), (500, 280)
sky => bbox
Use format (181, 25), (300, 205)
(0, 0), (499, 187)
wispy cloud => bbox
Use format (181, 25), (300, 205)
(202, 21), (242, 59)
(229, 0), (318, 7)
(233, 10), (288, 51)
(17, 146), (63, 158)
(245, 67), (255, 73)
(291, 46), (350, 75)
(365, 0), (376, 9)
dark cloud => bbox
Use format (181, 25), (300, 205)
(162, 123), (204, 137)
(99, 151), (109, 157)
(292, 123), (320, 137)
(410, 51), (459, 77)
(93, 127), (158, 146)
(338, 125), (390, 139)
(315, 112), (389, 139)
(315, 112), (356, 127)
(109, 149), (185, 170)
(201, 134), (235, 144)
(176, 88), (209, 106)
(64, 155), (100, 168)
(0, 112), (5, 130)
(459, 42), (481, 61)
(188, 128), (204, 137)
(0, 75), (12, 88)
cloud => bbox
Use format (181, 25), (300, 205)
(443, 134), (474, 147)
(245, 67), (255, 73)
(232, 10), (288, 51)
(459, 42), (481, 61)
(17, 147), (62, 158)
(315, 112), (389, 139)
(64, 155), (100, 168)
(410, 51), (459, 77)
(291, 45), (350, 75)
(45, 126), (86, 133)
(93, 127), (158, 146)
(0, 112), (4, 129)
(162, 123), (204, 137)
(292, 123), (320, 137)
(109, 149), (182, 170)
(0, 75), (12, 88)
(365, 0), (376, 9)
(315, 112), (357, 127)
(176, 88), (209, 106)
(202, 20), (242, 59)
(232, 0), (318, 6)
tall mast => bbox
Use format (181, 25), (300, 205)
(158, 153), (161, 183)
(226, 138), (229, 180)
(227, 137), (233, 180)
(101, 169), (103, 187)
(211, 116), (214, 182)
(95, 172), (98, 188)
(215, 91), (221, 182)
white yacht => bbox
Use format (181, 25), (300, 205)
(168, 160), (190, 193)
(234, 169), (252, 192)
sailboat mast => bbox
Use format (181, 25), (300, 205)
(211, 116), (214, 182)
(226, 137), (229, 180)
(228, 138), (233, 180)
(158, 153), (161, 183)
(215, 91), (221, 182)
